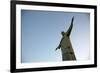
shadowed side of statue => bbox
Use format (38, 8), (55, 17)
(55, 16), (76, 61)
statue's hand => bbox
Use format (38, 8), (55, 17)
(72, 16), (74, 23)
(55, 45), (60, 51)
(55, 48), (58, 51)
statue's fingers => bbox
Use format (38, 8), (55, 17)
(72, 16), (74, 22)
(55, 48), (57, 51)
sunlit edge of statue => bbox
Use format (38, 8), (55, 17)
(55, 16), (76, 61)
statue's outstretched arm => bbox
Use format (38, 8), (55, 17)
(66, 16), (74, 36)
(55, 38), (63, 50)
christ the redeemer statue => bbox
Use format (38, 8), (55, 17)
(56, 16), (76, 61)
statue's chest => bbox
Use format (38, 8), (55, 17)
(62, 36), (70, 43)
(60, 36), (72, 48)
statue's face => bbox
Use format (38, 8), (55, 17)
(61, 31), (65, 36)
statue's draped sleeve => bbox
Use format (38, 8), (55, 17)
(66, 17), (74, 36)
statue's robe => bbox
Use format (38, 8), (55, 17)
(60, 33), (76, 61)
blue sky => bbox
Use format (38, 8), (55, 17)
(21, 10), (90, 63)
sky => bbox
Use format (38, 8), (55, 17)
(21, 10), (90, 63)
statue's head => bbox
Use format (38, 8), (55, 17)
(61, 31), (65, 36)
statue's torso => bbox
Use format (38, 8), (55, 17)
(60, 34), (74, 54)
(60, 34), (76, 60)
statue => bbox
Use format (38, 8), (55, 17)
(56, 16), (76, 61)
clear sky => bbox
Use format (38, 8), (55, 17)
(21, 10), (90, 63)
